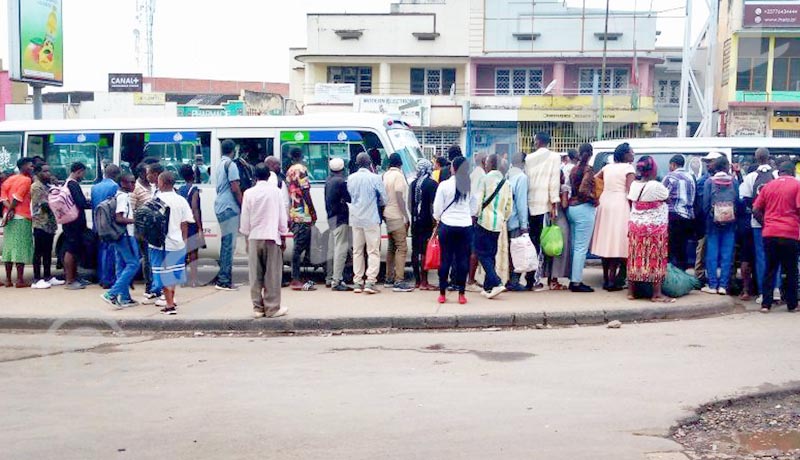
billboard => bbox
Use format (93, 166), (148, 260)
(744, 1), (800, 28)
(7, 0), (64, 86)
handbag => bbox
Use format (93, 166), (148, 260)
(424, 227), (441, 271)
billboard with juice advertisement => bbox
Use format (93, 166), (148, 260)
(7, 0), (64, 86)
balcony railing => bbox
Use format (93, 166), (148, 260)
(304, 83), (469, 98)
(472, 87), (636, 97)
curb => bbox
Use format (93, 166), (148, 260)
(0, 298), (738, 333)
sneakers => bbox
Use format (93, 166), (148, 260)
(383, 279), (396, 289)
(756, 295), (763, 304)
(700, 286), (718, 294)
(142, 292), (159, 304)
(48, 277), (66, 286)
(253, 307), (266, 318)
(392, 281), (415, 293)
(364, 282), (379, 294)
(482, 285), (506, 300)
(353, 283), (364, 294)
(332, 282), (353, 292)
(265, 306), (289, 318)
(66, 281), (85, 290)
(760, 307), (771, 314)
(155, 299), (167, 307)
(465, 283), (482, 293)
(160, 307), (177, 315)
(100, 292), (119, 306)
(569, 282), (594, 293)
(117, 298), (139, 308)
(32, 279), (51, 289)
(717, 287), (728, 295)
(215, 283), (239, 291)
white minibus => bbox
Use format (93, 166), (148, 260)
(0, 113), (423, 266)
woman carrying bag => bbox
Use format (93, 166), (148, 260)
(432, 156), (478, 305)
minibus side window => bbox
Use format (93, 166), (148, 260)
(281, 142), (330, 182)
(0, 133), (24, 174)
(218, 138), (274, 166)
(28, 133), (114, 184)
(121, 131), (211, 184)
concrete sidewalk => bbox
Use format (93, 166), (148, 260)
(0, 270), (744, 332)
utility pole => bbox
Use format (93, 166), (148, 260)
(596, 0), (611, 140)
(32, 84), (43, 120)
(678, 0), (718, 137)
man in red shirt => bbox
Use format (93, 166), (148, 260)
(753, 161), (800, 313)
(0, 158), (35, 288)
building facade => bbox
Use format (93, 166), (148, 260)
(291, 0), (664, 157)
(652, 47), (705, 137)
(292, 0), (469, 157)
(716, 0), (800, 137)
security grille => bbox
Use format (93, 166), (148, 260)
(518, 122), (642, 154)
(414, 129), (462, 157)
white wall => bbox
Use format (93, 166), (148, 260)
(483, 1), (657, 56)
(5, 104), (66, 120)
(306, 1), (469, 58)
(78, 93), (177, 118)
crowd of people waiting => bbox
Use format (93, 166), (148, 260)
(2, 132), (799, 318)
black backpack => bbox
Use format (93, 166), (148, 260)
(226, 157), (255, 193)
(95, 196), (128, 242)
(134, 198), (170, 248)
(752, 168), (775, 203)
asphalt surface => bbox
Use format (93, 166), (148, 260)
(0, 312), (798, 459)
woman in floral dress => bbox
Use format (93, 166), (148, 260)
(626, 156), (673, 303)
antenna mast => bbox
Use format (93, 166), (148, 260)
(134, 0), (156, 76)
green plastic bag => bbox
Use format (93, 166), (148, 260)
(540, 224), (564, 257)
(661, 263), (702, 298)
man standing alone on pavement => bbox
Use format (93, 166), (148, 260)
(752, 161), (800, 314)
(383, 152), (414, 292)
(524, 131), (561, 290)
(662, 155), (696, 271)
(325, 158), (352, 292)
(240, 163), (289, 319)
(91, 164), (121, 289)
(475, 154), (513, 299)
(286, 148), (318, 291)
(347, 152), (387, 294)
(214, 140), (243, 291)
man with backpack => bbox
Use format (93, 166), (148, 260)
(286, 147), (318, 291)
(91, 164), (121, 289)
(100, 174), (140, 308)
(740, 147), (780, 303)
(214, 139), (243, 291)
(701, 156), (739, 296)
(147, 171), (194, 315)
(752, 161), (800, 313)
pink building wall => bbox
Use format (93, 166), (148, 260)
(0, 71), (12, 121)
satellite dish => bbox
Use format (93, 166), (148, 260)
(543, 80), (558, 95)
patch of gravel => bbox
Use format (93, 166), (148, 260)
(672, 391), (800, 460)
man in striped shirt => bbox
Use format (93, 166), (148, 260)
(475, 154), (513, 299)
(662, 154), (696, 270)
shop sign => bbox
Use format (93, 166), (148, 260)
(314, 83), (355, 104)
(7, 0), (64, 86)
(354, 96), (431, 127)
(771, 115), (800, 130)
(744, 1), (800, 28)
(109, 73), (143, 92)
(133, 92), (166, 105)
(727, 109), (768, 136)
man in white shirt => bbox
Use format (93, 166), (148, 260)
(101, 174), (141, 308)
(149, 171), (195, 315)
(240, 163), (289, 319)
(524, 131), (561, 290)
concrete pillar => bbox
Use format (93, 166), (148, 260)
(553, 62), (566, 95)
(379, 62), (391, 95)
(637, 62), (652, 96)
(304, 62), (315, 100)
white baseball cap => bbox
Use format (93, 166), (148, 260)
(702, 152), (723, 161)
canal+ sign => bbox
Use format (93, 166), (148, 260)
(108, 73), (143, 92)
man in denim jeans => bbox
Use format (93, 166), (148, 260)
(214, 139), (243, 291)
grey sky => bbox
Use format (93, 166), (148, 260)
(1, 0), (706, 92)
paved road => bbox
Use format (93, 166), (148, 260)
(0, 313), (798, 460)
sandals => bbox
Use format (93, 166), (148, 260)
(651, 296), (676, 303)
(549, 282), (569, 291)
